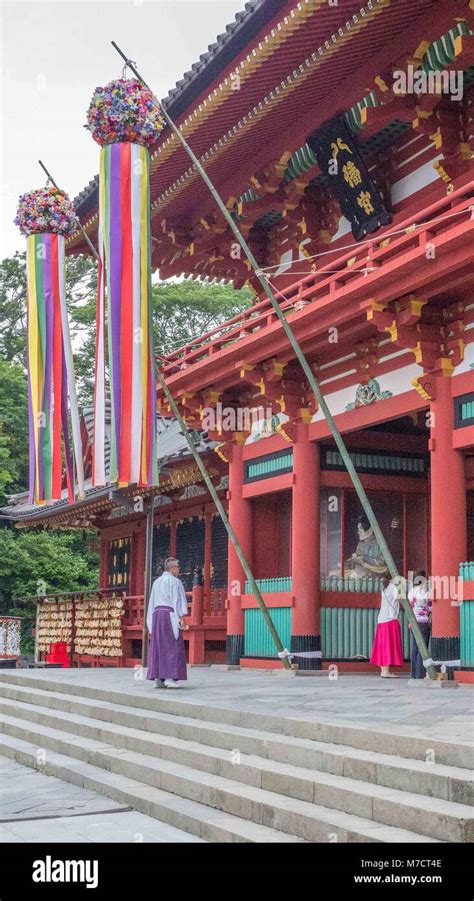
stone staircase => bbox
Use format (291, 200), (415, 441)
(0, 671), (472, 843)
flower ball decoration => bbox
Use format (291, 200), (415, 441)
(15, 187), (77, 237)
(86, 78), (166, 147)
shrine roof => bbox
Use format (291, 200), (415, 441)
(0, 410), (218, 525)
(70, 0), (469, 255)
(73, 0), (287, 217)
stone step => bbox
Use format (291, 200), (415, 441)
(0, 733), (305, 844)
(0, 711), (459, 843)
(0, 683), (472, 808)
(0, 672), (471, 769)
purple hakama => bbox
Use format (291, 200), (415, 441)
(147, 605), (187, 682)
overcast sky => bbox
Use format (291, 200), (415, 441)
(1, 0), (241, 258)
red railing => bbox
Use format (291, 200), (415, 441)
(121, 594), (144, 629)
(204, 587), (227, 618)
(159, 180), (474, 376)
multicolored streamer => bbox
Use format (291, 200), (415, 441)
(93, 142), (157, 487)
(26, 233), (84, 503)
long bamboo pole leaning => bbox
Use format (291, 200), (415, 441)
(111, 42), (437, 680)
(142, 489), (155, 667)
(38, 160), (100, 261)
(39, 161), (291, 668)
(152, 360), (291, 667)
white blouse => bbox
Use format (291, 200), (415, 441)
(378, 582), (400, 624)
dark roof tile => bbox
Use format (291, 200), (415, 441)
(74, 0), (286, 215)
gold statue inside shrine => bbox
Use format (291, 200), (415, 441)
(330, 516), (389, 581)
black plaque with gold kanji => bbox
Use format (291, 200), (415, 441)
(307, 115), (391, 240)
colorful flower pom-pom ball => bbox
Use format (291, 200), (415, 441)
(15, 187), (77, 237)
(86, 78), (165, 147)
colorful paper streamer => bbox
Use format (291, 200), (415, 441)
(26, 233), (84, 503)
(93, 142), (157, 487)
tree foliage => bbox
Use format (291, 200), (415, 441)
(0, 528), (99, 654)
(0, 252), (27, 363)
(0, 358), (29, 502)
(152, 279), (252, 356)
(0, 250), (251, 652)
(0, 252), (252, 407)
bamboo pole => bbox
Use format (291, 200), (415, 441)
(41, 160), (290, 667)
(38, 160), (100, 262)
(142, 490), (155, 667)
(111, 41), (437, 679)
(153, 361), (291, 667)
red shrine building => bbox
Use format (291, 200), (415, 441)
(4, 0), (474, 680)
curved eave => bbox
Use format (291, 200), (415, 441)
(67, 0), (470, 258)
(71, 0), (288, 226)
(1, 445), (220, 528)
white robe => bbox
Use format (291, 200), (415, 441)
(146, 572), (189, 639)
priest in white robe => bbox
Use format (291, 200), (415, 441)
(146, 558), (188, 688)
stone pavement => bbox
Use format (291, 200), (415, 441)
(0, 756), (205, 842)
(0, 667), (472, 843)
(6, 665), (474, 746)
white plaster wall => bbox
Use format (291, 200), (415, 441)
(312, 362), (421, 421)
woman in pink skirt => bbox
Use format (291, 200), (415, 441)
(370, 577), (403, 677)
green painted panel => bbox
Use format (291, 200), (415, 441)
(422, 20), (471, 73)
(459, 562), (474, 580)
(401, 613), (411, 660)
(321, 607), (410, 661)
(285, 143), (318, 180)
(244, 607), (291, 657)
(345, 90), (378, 132)
(246, 452), (293, 480)
(244, 576), (292, 594)
(461, 599), (474, 667)
(324, 449), (426, 475)
(461, 401), (474, 421)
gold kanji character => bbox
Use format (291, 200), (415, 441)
(342, 161), (362, 187)
(330, 137), (352, 159)
(357, 191), (375, 215)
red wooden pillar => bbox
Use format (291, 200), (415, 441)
(99, 538), (109, 590)
(188, 580), (205, 664)
(227, 444), (252, 664)
(132, 523), (146, 597)
(430, 375), (466, 666)
(291, 423), (321, 669)
(204, 510), (212, 610)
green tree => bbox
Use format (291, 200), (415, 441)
(0, 252), (252, 407)
(0, 528), (99, 654)
(0, 358), (28, 503)
(0, 252), (27, 363)
(153, 279), (252, 356)
(0, 251), (98, 367)
(0, 252), (250, 655)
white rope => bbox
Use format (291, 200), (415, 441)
(423, 657), (461, 668)
(159, 202), (473, 361)
(278, 648), (322, 660)
(256, 204), (473, 274)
